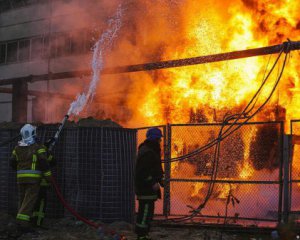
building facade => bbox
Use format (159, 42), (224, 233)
(0, 0), (111, 123)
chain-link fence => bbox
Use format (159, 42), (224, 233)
(136, 122), (284, 226)
(0, 126), (136, 223)
(136, 122), (285, 226)
(167, 122), (283, 226)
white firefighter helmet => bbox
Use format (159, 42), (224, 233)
(19, 124), (37, 145)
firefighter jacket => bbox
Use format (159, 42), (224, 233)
(40, 150), (55, 186)
(135, 139), (164, 200)
(10, 143), (52, 184)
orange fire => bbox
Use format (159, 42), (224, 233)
(99, 0), (300, 128)
(100, 0), (300, 216)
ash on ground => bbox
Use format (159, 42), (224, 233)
(0, 213), (273, 240)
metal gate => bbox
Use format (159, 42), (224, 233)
(290, 120), (300, 220)
(137, 121), (284, 227)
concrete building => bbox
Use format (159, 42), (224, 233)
(0, 0), (113, 123)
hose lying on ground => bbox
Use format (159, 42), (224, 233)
(50, 176), (127, 240)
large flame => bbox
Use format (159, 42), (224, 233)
(100, 0), (300, 217)
(94, 0), (300, 128)
(62, 0), (300, 221)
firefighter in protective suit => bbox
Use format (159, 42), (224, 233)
(10, 124), (52, 232)
(135, 128), (164, 240)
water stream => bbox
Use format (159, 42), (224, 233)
(67, 5), (123, 116)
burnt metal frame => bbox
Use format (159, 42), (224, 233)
(137, 121), (285, 225)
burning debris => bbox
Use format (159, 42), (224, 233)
(173, 129), (244, 178)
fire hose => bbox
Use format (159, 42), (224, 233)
(50, 176), (126, 240)
(47, 115), (127, 240)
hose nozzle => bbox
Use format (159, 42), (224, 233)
(48, 114), (69, 151)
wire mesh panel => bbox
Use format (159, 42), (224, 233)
(63, 128), (80, 218)
(0, 126), (137, 223)
(63, 127), (136, 223)
(0, 129), (19, 215)
(168, 122), (283, 226)
(290, 120), (300, 213)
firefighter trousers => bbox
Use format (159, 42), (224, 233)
(32, 185), (48, 226)
(17, 183), (40, 226)
(135, 200), (155, 237)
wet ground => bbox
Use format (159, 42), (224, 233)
(0, 213), (277, 240)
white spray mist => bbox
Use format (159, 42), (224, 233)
(67, 5), (123, 116)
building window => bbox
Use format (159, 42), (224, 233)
(7, 41), (18, 63)
(43, 36), (50, 58)
(0, 43), (6, 64)
(64, 33), (72, 56)
(70, 31), (86, 54)
(0, 0), (49, 13)
(31, 37), (44, 60)
(11, 0), (27, 8)
(0, 29), (96, 65)
(56, 33), (68, 57)
(0, 0), (12, 13)
(50, 35), (58, 58)
(18, 39), (30, 61)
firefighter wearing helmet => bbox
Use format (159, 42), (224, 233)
(135, 127), (164, 240)
(10, 124), (53, 232)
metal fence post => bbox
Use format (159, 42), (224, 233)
(163, 124), (171, 217)
(289, 121), (295, 217)
(283, 134), (292, 223)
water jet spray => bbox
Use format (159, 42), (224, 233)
(45, 5), (127, 239)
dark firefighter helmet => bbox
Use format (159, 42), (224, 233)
(146, 127), (163, 141)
